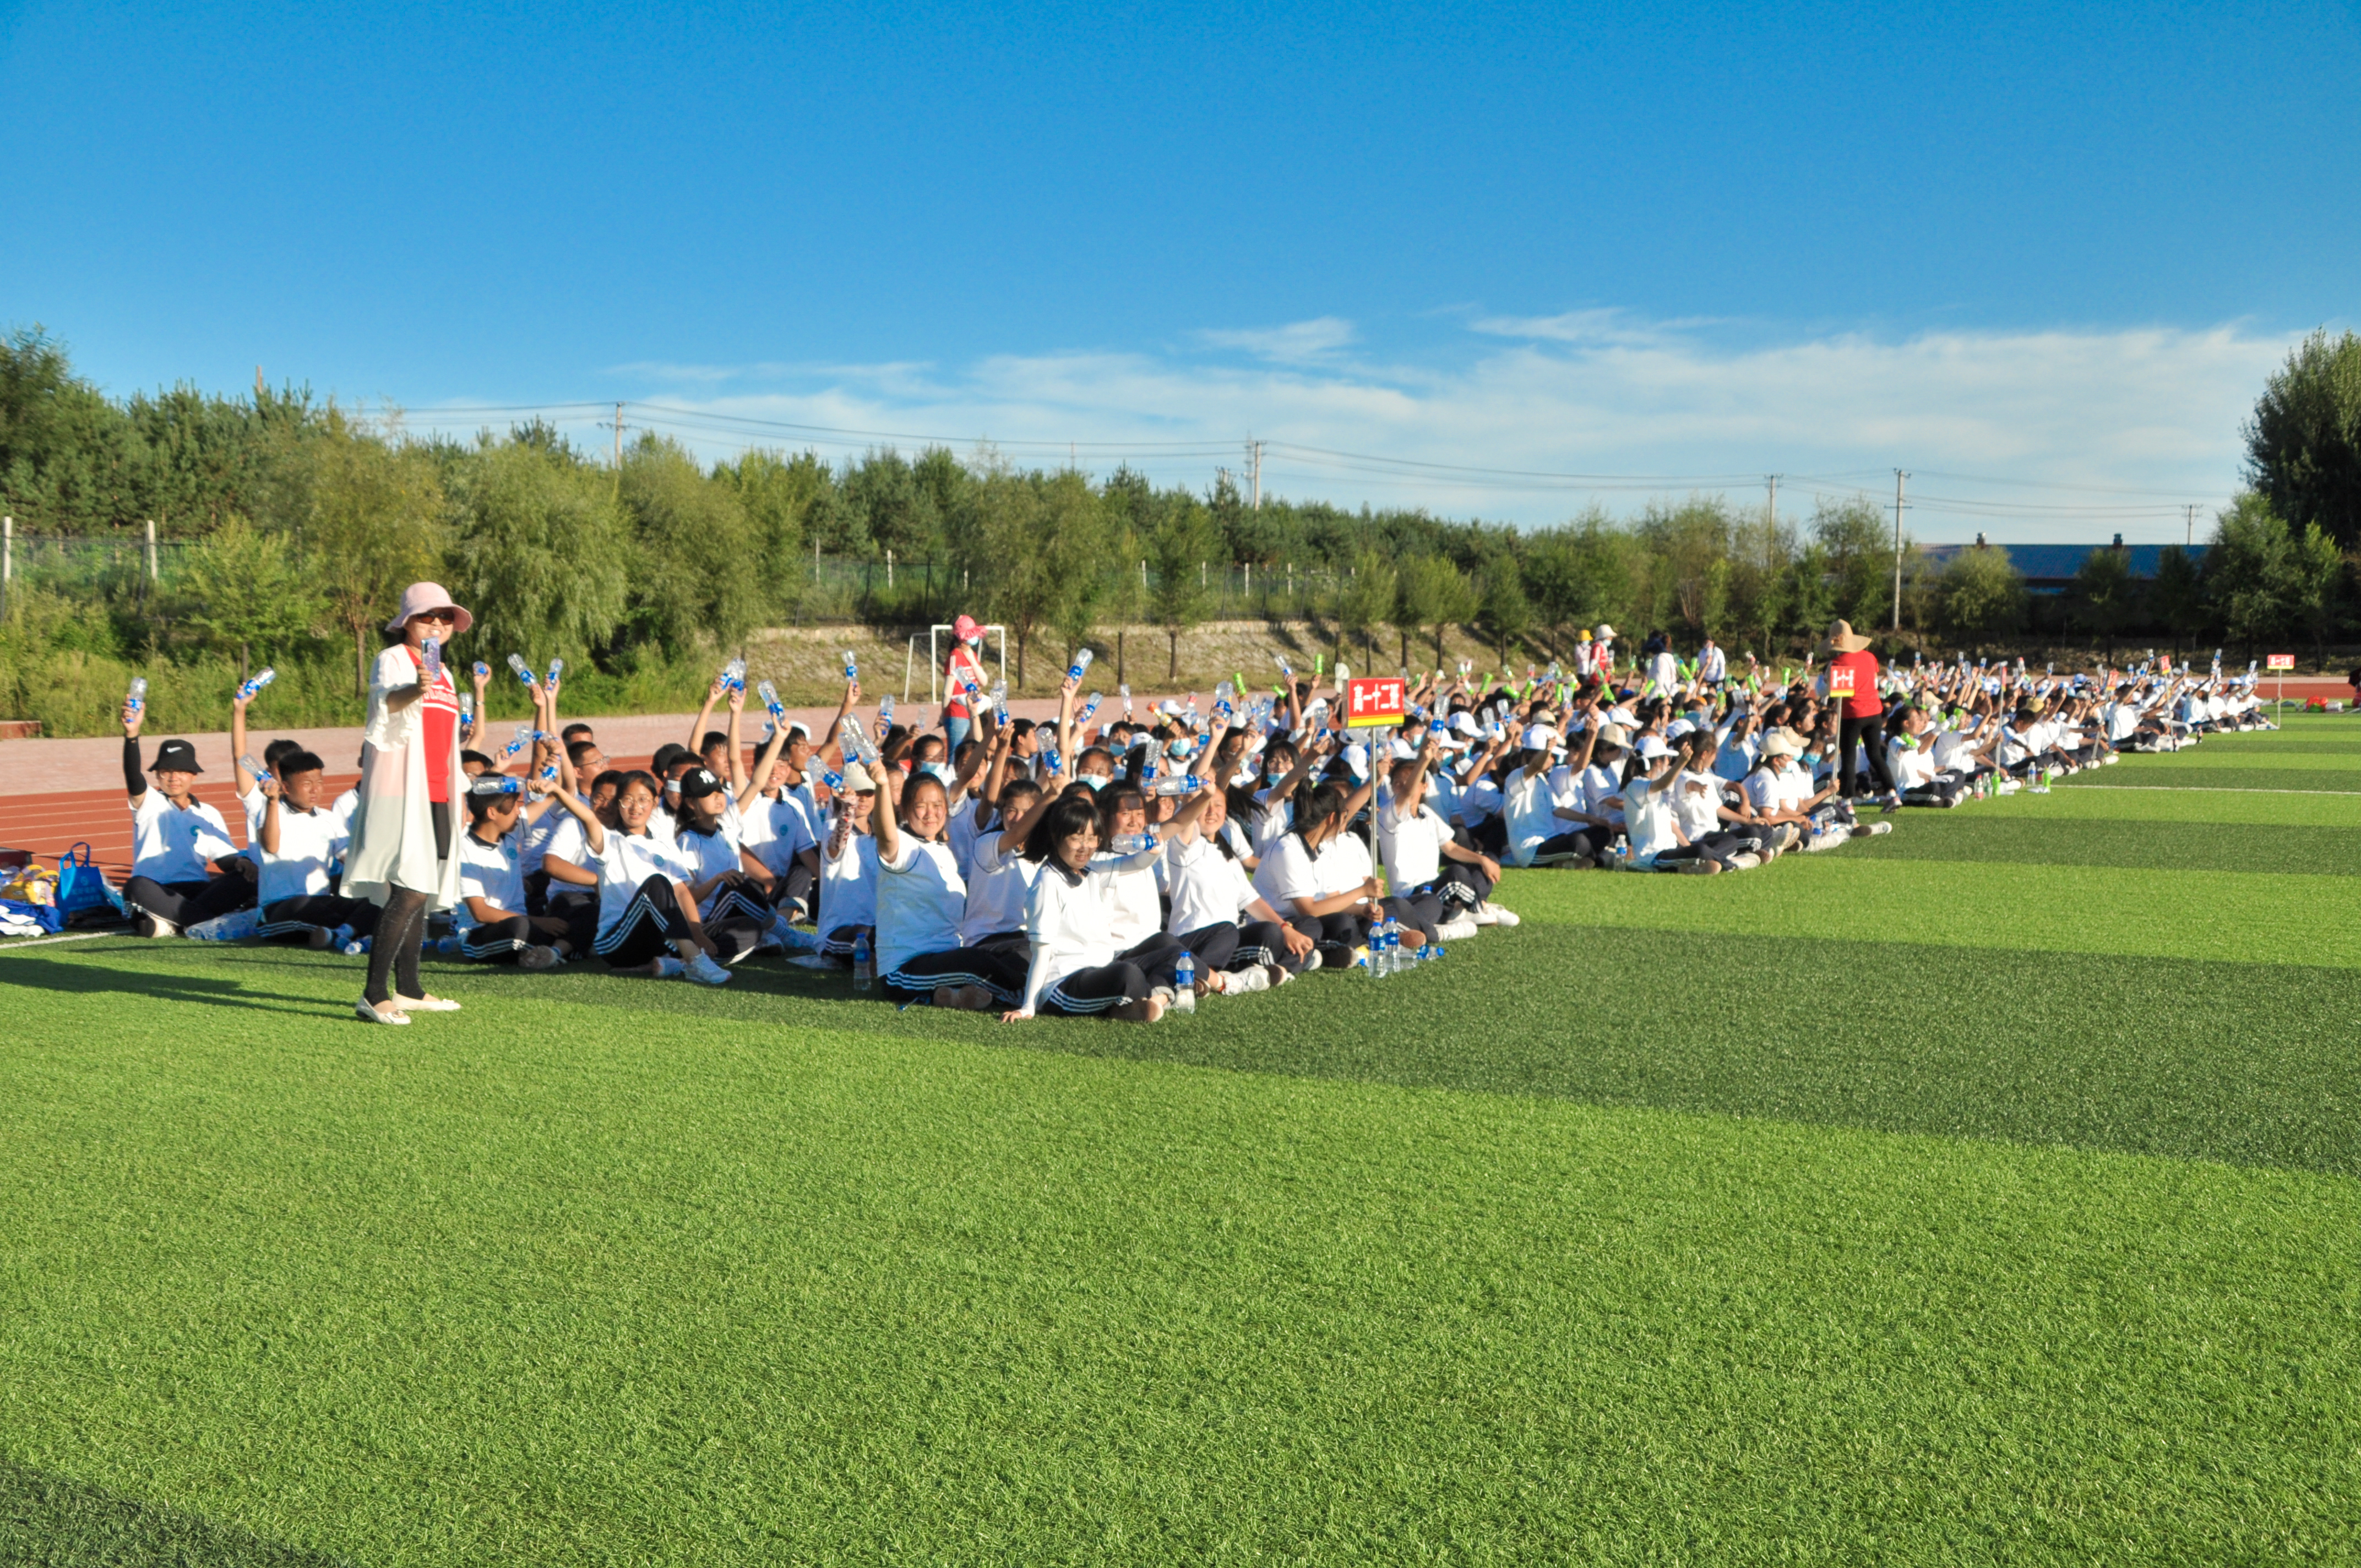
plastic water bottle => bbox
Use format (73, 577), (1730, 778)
(841, 650), (859, 683)
(502, 722), (534, 758)
(720, 656), (746, 692)
(1068, 647), (1094, 681)
(757, 679), (784, 719)
(472, 660), (491, 681)
(878, 695), (896, 729)
(342, 934), (371, 956)
(819, 768), (846, 792)
(1107, 832), (1157, 854)
(991, 681), (1009, 710)
(237, 666), (278, 700)
(459, 693), (475, 724)
(238, 753), (268, 780)
(126, 676), (148, 714)
(1150, 774), (1203, 797)
(1171, 950), (1196, 1012)
(852, 932), (873, 990)
(546, 656), (565, 686)
(1384, 918), (1403, 976)
(420, 638), (444, 680)
(506, 654), (538, 690)
(1118, 683), (1131, 715)
(471, 775), (523, 796)
(1274, 652), (1294, 678)
(1080, 691), (1103, 725)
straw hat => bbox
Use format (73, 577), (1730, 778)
(1825, 619), (1872, 654)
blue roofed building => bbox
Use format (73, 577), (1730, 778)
(1918, 538), (2208, 596)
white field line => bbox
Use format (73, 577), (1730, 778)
(0, 930), (113, 951)
(2065, 784), (2361, 796)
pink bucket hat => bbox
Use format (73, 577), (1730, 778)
(384, 581), (475, 637)
(952, 613), (982, 643)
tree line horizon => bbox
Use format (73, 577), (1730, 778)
(2, 326), (2356, 733)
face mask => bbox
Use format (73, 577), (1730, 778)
(1079, 775), (1106, 792)
(921, 763), (956, 787)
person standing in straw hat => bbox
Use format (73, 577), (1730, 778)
(1823, 619), (1900, 806)
(345, 581), (472, 1024)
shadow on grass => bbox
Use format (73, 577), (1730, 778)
(0, 1456), (353, 1566)
(0, 954), (341, 1019)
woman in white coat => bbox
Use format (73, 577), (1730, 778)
(346, 581), (471, 1023)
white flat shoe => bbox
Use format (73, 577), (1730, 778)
(394, 993), (462, 1012)
(355, 998), (411, 1026)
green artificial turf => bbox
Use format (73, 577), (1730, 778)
(1, 721), (2356, 1564)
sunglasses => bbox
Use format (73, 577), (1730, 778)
(411, 608), (458, 625)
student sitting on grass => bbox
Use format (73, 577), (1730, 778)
(793, 762), (879, 971)
(1002, 792), (1172, 1023)
(578, 771), (735, 986)
(871, 753), (1024, 1010)
(120, 701), (253, 938)
(669, 766), (776, 963)
(1160, 780), (1315, 993)
(453, 777), (600, 969)
(252, 751), (380, 949)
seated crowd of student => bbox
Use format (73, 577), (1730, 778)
(110, 634), (2273, 1023)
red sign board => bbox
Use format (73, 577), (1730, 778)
(1344, 676), (1406, 728)
(1827, 665), (1857, 696)
(2267, 653), (2296, 670)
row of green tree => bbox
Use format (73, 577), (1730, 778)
(3, 325), (2357, 712)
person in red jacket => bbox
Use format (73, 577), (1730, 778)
(1824, 619), (1900, 805)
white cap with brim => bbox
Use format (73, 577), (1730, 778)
(1520, 724), (1557, 751)
(840, 761), (877, 792)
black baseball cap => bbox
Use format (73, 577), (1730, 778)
(679, 766), (727, 802)
(149, 739), (203, 774)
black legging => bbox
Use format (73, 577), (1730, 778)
(1838, 714), (1898, 797)
(363, 802), (451, 1007)
(124, 872), (254, 931)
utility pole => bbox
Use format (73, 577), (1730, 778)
(1890, 470), (1910, 633)
(2185, 503), (2196, 548)
(1765, 473), (1780, 528)
(1247, 439), (1265, 510)
(613, 401), (625, 470)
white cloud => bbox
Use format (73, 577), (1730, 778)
(1192, 316), (1358, 363)
(454, 315), (2299, 543)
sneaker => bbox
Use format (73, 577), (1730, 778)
(1230, 965), (1271, 994)
(1484, 905), (1520, 927)
(1264, 962), (1294, 988)
(1724, 852), (1762, 870)
(1675, 858), (1722, 874)
(303, 925), (335, 951)
(1149, 984), (1176, 1008)
(683, 952), (733, 986)
(771, 916), (820, 952)
(789, 952), (836, 971)
(652, 956), (687, 979)
(1471, 904), (1501, 927)
(520, 944), (563, 971)
(1851, 821), (1894, 837)
(1301, 950), (1322, 973)
(1435, 917), (1481, 941)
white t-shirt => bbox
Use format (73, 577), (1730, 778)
(1250, 832), (1325, 914)
(258, 802), (347, 905)
(1669, 770), (1722, 840)
(876, 835), (966, 976)
(819, 823), (879, 932)
(1376, 798), (1450, 889)
(1889, 737), (1937, 790)
(1165, 834), (1255, 935)
(1622, 775), (1679, 862)
(674, 821), (747, 919)
(455, 829), (525, 931)
(1096, 852), (1164, 950)
(131, 792), (239, 884)
(1743, 763), (1810, 816)
(959, 827), (1038, 944)
(1502, 767), (1576, 865)
(594, 827), (694, 940)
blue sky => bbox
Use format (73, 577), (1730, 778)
(6, 0), (2357, 538)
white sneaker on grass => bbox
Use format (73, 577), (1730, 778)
(1229, 965), (1270, 994)
(1435, 917), (1481, 941)
(1475, 903), (1520, 927)
(652, 956), (687, 979)
(684, 952), (733, 986)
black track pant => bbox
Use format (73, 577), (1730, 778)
(1430, 858), (1494, 911)
(1171, 921), (1239, 977)
(124, 873), (252, 930)
(1522, 830), (1597, 867)
(259, 895), (380, 942)
(593, 875), (697, 968)
(461, 912), (576, 961)
(1381, 890), (1446, 944)
(884, 944), (1027, 1003)
(770, 859), (818, 921)
(1228, 918), (1310, 973)
(1288, 910), (1370, 968)
(1839, 714), (1898, 796)
(1041, 961), (1154, 1015)
(706, 884), (777, 930)
(1468, 815), (1509, 857)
